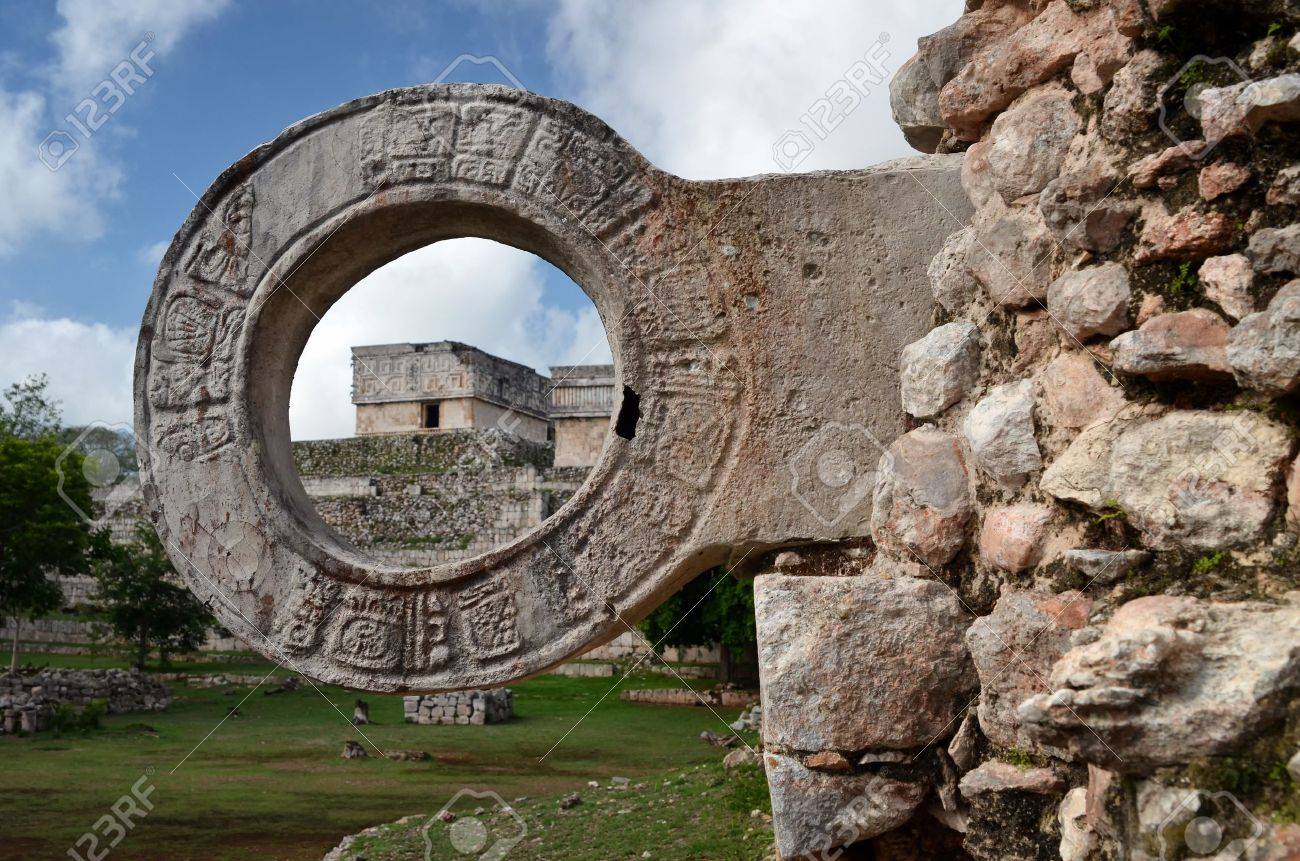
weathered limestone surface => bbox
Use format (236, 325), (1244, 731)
(1046, 263), (1131, 341)
(1038, 352), (1125, 430)
(966, 590), (1091, 757)
(1269, 163), (1300, 204)
(977, 504), (1053, 573)
(1042, 409), (1292, 550)
(1039, 163), (1135, 252)
(1249, 223), (1300, 274)
(1109, 309), (1234, 381)
(1020, 594), (1300, 772)
(765, 752), (926, 859)
(969, 203), (1060, 307)
(755, 574), (976, 753)
(899, 321), (981, 419)
(983, 84), (1080, 202)
(958, 760), (1065, 798)
(1228, 280), (1300, 395)
(1199, 161), (1252, 200)
(870, 425), (973, 567)
(1199, 253), (1256, 321)
(1063, 548), (1149, 583)
(136, 84), (969, 692)
(1199, 73), (1300, 143)
(962, 379), (1042, 488)
(928, 227), (980, 314)
(938, 1), (1132, 139)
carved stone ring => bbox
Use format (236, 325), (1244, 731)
(136, 84), (968, 691)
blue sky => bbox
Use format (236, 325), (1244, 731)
(0, 0), (959, 438)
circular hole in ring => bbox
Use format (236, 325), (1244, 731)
(287, 237), (613, 568)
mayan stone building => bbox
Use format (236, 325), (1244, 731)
(351, 341), (551, 441)
(547, 364), (616, 467)
(351, 341), (615, 470)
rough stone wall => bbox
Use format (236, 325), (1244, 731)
(402, 689), (513, 725)
(0, 616), (102, 645)
(293, 429), (552, 476)
(759, 3), (1300, 859)
(553, 415), (609, 468)
(0, 669), (172, 734)
(582, 630), (721, 664)
(297, 433), (586, 566)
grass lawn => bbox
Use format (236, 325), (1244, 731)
(333, 756), (773, 861)
(0, 652), (769, 861)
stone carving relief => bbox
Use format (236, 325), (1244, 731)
(136, 83), (968, 692)
(182, 183), (255, 293)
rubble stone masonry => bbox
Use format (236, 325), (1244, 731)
(758, 2), (1300, 858)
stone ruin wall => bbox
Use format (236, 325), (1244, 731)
(296, 431), (586, 567)
(402, 689), (514, 725)
(0, 669), (172, 735)
(756, 1), (1300, 859)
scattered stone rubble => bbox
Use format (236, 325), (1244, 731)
(755, 2), (1300, 857)
(620, 687), (758, 709)
(730, 704), (762, 734)
(402, 689), (513, 726)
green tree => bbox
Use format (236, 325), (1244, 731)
(0, 435), (94, 670)
(0, 374), (61, 439)
(639, 567), (758, 685)
(59, 424), (138, 475)
(92, 521), (213, 670)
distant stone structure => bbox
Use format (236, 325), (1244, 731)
(0, 669), (172, 734)
(296, 431), (586, 566)
(351, 341), (616, 470)
(351, 341), (551, 442)
(403, 689), (513, 725)
(547, 364), (615, 467)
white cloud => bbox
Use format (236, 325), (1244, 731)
(0, 0), (230, 256)
(289, 240), (610, 440)
(0, 304), (136, 428)
(0, 86), (116, 255)
(49, 0), (231, 95)
(546, 0), (962, 179)
(137, 238), (169, 268)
